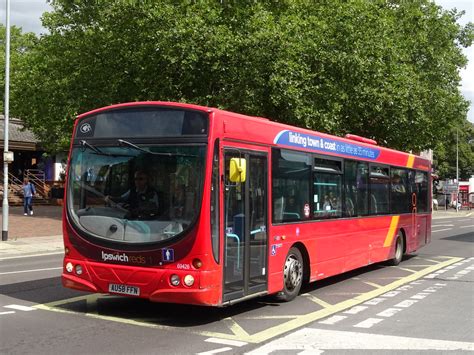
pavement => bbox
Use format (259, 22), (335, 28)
(0, 205), (64, 259)
(0, 206), (471, 259)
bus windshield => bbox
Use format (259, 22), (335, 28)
(67, 144), (206, 244)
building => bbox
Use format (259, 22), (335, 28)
(0, 116), (65, 203)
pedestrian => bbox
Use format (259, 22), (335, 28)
(22, 178), (36, 216)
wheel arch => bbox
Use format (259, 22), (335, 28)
(292, 242), (311, 284)
(399, 227), (407, 254)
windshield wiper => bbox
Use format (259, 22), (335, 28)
(80, 140), (104, 155)
(117, 139), (196, 157)
(118, 139), (171, 156)
(118, 139), (197, 158)
(80, 140), (132, 157)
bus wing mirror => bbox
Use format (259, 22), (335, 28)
(229, 158), (246, 183)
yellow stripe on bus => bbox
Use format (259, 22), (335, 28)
(383, 216), (400, 247)
(406, 154), (415, 168)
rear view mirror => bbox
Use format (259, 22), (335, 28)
(229, 158), (246, 183)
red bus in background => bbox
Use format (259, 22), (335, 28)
(62, 102), (431, 306)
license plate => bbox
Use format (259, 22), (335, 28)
(108, 283), (140, 296)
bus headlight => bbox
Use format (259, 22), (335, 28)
(66, 262), (73, 273)
(75, 265), (83, 275)
(183, 275), (194, 287)
(170, 274), (180, 286)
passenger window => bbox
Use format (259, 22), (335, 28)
(272, 149), (311, 223)
(390, 168), (409, 213)
(313, 157), (342, 219)
(415, 171), (429, 212)
(344, 161), (369, 217)
(370, 165), (390, 214)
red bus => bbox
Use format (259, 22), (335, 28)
(62, 101), (431, 306)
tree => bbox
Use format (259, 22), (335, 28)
(9, 0), (474, 154)
(0, 25), (37, 113)
(433, 121), (474, 180)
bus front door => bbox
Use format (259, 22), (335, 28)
(223, 151), (268, 302)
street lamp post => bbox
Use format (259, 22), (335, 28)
(456, 129), (459, 212)
(2, 0), (11, 241)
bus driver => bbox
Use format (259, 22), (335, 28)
(105, 170), (160, 219)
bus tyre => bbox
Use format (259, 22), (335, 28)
(388, 233), (404, 266)
(276, 247), (304, 302)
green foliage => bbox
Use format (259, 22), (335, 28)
(0, 25), (37, 113)
(433, 121), (474, 180)
(6, 0), (474, 156)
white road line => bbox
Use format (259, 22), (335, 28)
(245, 328), (474, 354)
(394, 300), (418, 308)
(411, 293), (429, 300)
(205, 338), (247, 347)
(0, 311), (15, 315)
(432, 224), (454, 227)
(377, 308), (403, 317)
(344, 306), (368, 315)
(363, 298), (385, 305)
(197, 347), (233, 355)
(4, 304), (36, 311)
(318, 315), (347, 325)
(0, 267), (62, 275)
(0, 251), (64, 261)
(353, 318), (384, 328)
(382, 291), (400, 297)
(432, 228), (452, 233)
(459, 225), (474, 228)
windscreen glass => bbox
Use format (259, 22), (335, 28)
(75, 107), (208, 139)
(67, 145), (206, 244)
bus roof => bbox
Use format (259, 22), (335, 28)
(76, 101), (430, 171)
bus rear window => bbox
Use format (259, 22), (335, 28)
(76, 107), (208, 139)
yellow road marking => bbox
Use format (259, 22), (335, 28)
(246, 256), (462, 343)
(34, 256), (462, 344)
(405, 264), (435, 267)
(383, 216), (400, 247)
(393, 267), (417, 273)
(352, 278), (382, 288)
(34, 294), (100, 308)
(361, 280), (382, 288)
(223, 317), (250, 338)
(303, 294), (332, 308)
(242, 316), (298, 320)
(412, 257), (439, 263)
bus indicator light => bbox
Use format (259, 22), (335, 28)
(192, 258), (202, 269)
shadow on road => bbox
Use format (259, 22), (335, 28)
(441, 232), (474, 243)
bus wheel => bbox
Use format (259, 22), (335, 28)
(388, 233), (404, 266)
(277, 247), (303, 302)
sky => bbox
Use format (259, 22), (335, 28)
(0, 0), (473, 123)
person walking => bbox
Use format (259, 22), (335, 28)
(22, 178), (36, 216)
